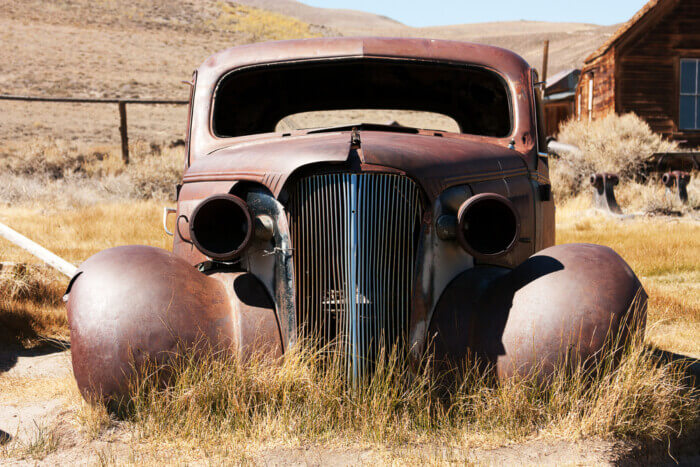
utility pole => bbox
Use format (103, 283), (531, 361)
(542, 40), (550, 83)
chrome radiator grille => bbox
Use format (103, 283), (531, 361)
(289, 173), (422, 379)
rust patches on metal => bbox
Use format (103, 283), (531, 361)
(189, 37), (538, 163)
(245, 192), (297, 349)
(67, 246), (283, 404)
(429, 244), (647, 381)
(67, 246), (237, 402)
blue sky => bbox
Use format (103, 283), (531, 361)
(302, 0), (649, 27)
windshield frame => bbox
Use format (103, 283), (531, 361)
(209, 57), (515, 139)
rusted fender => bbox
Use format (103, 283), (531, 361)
(429, 243), (647, 380)
(66, 245), (282, 405)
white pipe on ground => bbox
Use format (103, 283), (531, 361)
(0, 221), (78, 278)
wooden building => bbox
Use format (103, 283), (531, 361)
(543, 69), (580, 136)
(575, 0), (700, 147)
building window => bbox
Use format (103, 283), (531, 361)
(680, 59), (700, 130)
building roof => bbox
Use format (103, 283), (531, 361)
(584, 0), (676, 64)
(545, 68), (580, 96)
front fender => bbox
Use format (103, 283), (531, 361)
(67, 245), (281, 404)
(428, 243), (647, 379)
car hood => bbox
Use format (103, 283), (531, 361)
(183, 130), (529, 200)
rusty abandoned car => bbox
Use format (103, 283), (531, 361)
(66, 38), (647, 402)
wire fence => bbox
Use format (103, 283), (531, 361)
(0, 94), (189, 164)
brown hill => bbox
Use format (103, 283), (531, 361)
(0, 0), (323, 144)
(238, 0), (619, 74)
(0, 0), (616, 146)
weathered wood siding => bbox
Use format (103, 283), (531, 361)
(576, 52), (616, 122)
(617, 0), (700, 147)
(544, 99), (574, 136)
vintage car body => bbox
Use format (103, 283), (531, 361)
(66, 38), (646, 402)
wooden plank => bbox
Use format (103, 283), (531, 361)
(613, 0), (700, 146)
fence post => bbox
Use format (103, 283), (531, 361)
(118, 101), (129, 164)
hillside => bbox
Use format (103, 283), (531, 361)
(239, 0), (404, 33)
(239, 0), (619, 74)
(0, 0), (617, 146)
(0, 0), (325, 145)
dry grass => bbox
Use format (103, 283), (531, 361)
(0, 139), (182, 207)
(106, 326), (697, 457)
(0, 171), (697, 354)
(4, 423), (61, 460)
(0, 263), (68, 346)
(2, 197), (696, 457)
(0, 143), (175, 346)
(0, 131), (697, 458)
(557, 200), (700, 357)
(0, 200), (171, 346)
(215, 2), (322, 41)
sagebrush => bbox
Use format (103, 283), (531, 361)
(550, 113), (686, 211)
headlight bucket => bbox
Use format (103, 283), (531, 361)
(456, 193), (520, 259)
(189, 194), (253, 261)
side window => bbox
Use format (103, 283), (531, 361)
(680, 59), (699, 130)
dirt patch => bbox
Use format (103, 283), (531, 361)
(0, 347), (71, 380)
(256, 440), (628, 465)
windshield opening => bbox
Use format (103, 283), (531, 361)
(213, 58), (511, 138)
(276, 109), (460, 133)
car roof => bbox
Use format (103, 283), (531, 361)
(197, 37), (531, 83)
(189, 38), (538, 161)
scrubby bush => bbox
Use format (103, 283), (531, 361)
(551, 113), (677, 200)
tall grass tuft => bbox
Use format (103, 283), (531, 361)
(119, 332), (697, 452)
(0, 263), (68, 346)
